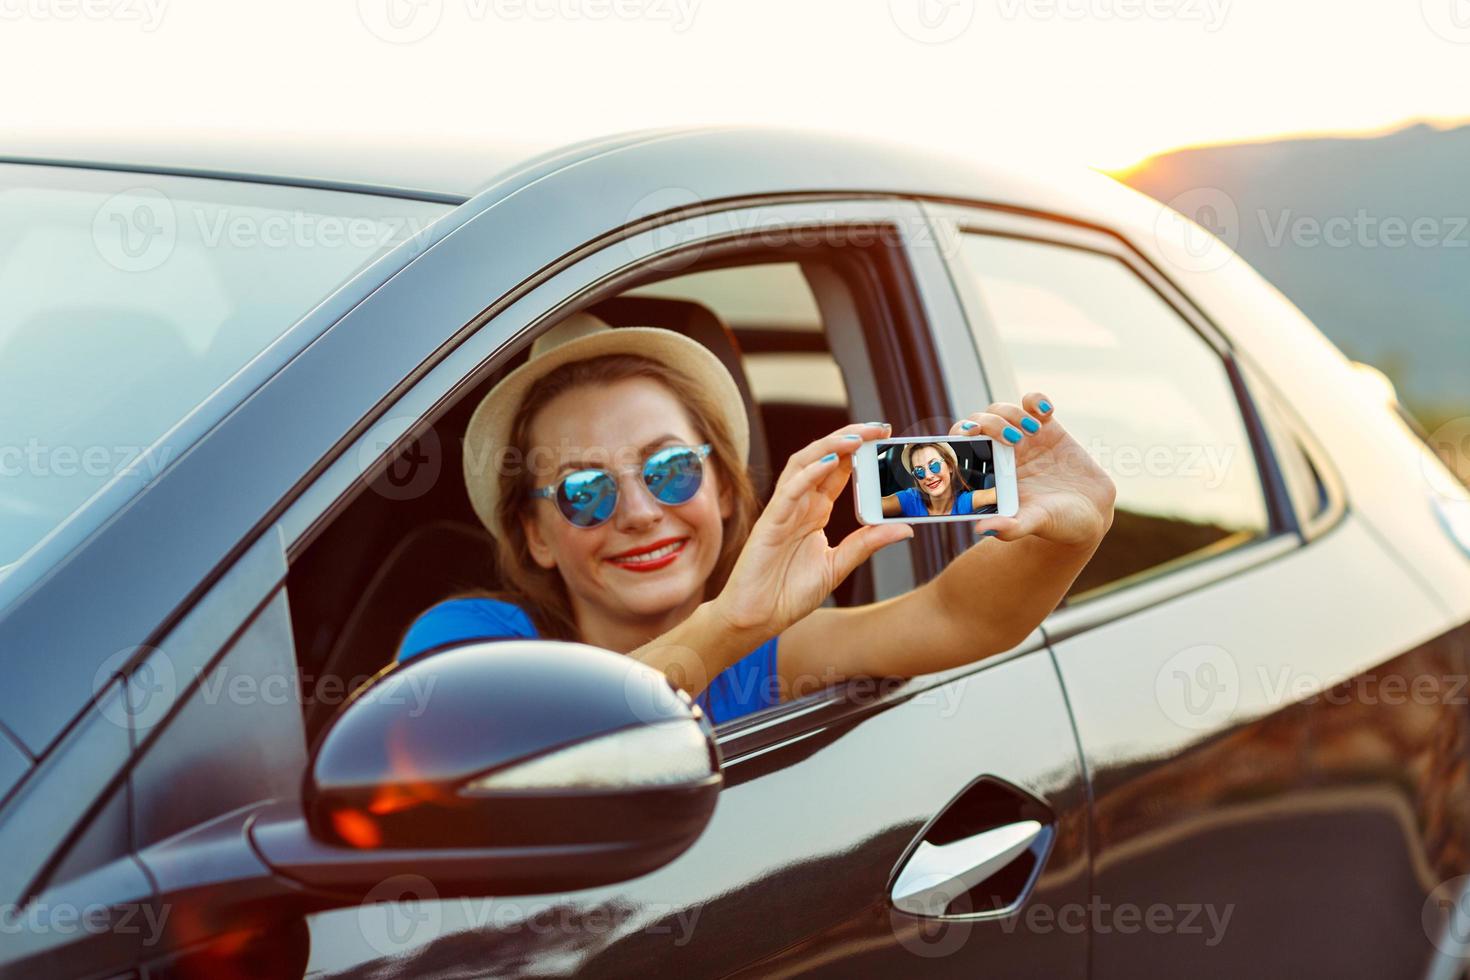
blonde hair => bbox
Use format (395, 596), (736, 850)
(900, 441), (972, 514)
(482, 353), (759, 640)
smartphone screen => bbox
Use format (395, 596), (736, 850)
(853, 435), (1018, 524)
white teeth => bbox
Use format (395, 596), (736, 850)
(613, 540), (684, 563)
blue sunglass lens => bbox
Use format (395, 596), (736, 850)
(558, 469), (618, 527)
(644, 447), (704, 505)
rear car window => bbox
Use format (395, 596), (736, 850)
(954, 233), (1271, 602)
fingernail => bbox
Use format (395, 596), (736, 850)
(1021, 417), (1040, 433)
(982, 530), (999, 537)
(821, 452), (837, 463)
(863, 421), (890, 428)
(843, 434), (861, 440)
(1003, 426), (1023, 443)
(1039, 400), (1052, 414)
(961, 420), (978, 430)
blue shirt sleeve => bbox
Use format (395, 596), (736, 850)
(397, 597), (781, 728)
(895, 487), (926, 518)
(398, 598), (539, 662)
(952, 489), (975, 515)
(695, 635), (781, 726)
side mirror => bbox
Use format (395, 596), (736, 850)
(251, 640), (722, 899)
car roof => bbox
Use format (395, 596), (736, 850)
(0, 125), (1137, 222)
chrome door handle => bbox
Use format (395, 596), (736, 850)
(890, 819), (1045, 917)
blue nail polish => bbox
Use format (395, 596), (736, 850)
(1039, 400), (1052, 414)
(1003, 426), (1022, 443)
(843, 434), (861, 440)
(1021, 417), (1039, 433)
(983, 530), (999, 537)
(821, 452), (837, 463)
(961, 420), (977, 430)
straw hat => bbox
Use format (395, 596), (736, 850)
(463, 312), (750, 539)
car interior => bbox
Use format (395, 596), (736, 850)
(288, 255), (904, 745)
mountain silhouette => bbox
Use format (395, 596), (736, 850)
(1119, 121), (1470, 429)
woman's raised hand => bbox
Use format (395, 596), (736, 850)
(951, 393), (1116, 546)
(710, 422), (914, 638)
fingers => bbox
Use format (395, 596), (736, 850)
(950, 393), (1056, 445)
(763, 448), (849, 525)
(830, 522), (914, 586)
(779, 422), (890, 481)
(969, 511), (1039, 541)
(948, 411), (1022, 446)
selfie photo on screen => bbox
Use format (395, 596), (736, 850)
(880, 438), (998, 518)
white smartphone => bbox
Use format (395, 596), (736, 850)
(853, 435), (1018, 525)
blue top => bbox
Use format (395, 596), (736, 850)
(397, 598), (781, 726)
(894, 486), (981, 518)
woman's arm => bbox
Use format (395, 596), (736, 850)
(882, 492), (904, 517)
(967, 486), (998, 510)
(779, 393), (1114, 689)
(630, 421), (911, 698)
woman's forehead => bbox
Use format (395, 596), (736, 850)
(527, 378), (699, 464)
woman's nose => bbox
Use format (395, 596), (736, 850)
(613, 472), (662, 530)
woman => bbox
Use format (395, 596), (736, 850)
(882, 441), (998, 518)
(398, 312), (1116, 724)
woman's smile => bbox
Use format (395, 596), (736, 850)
(604, 536), (690, 572)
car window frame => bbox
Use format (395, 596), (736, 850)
(923, 201), (1307, 641)
(276, 196), (1035, 759)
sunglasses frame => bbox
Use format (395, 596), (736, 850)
(528, 443), (713, 528)
(910, 459), (945, 481)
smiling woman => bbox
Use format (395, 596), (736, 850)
(397, 307), (1116, 726)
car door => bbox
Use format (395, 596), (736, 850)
(933, 200), (1470, 978)
(286, 198), (1092, 978)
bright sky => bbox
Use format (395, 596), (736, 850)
(2, 0), (1468, 172)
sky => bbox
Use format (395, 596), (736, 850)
(2, 0), (1468, 171)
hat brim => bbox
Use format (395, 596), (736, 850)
(463, 326), (751, 539)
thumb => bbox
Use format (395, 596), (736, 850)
(830, 522), (914, 586)
(970, 513), (1032, 541)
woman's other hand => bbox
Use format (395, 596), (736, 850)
(710, 422), (913, 638)
(951, 393), (1116, 546)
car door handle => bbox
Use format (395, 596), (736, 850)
(890, 819), (1046, 917)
